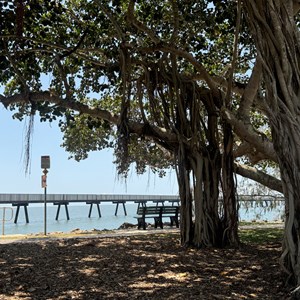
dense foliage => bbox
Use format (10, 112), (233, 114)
(0, 0), (265, 177)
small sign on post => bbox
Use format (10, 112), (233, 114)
(41, 156), (50, 169)
(41, 175), (47, 188)
(41, 155), (50, 236)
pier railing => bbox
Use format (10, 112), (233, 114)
(0, 193), (285, 224)
(0, 193), (180, 224)
(0, 193), (180, 204)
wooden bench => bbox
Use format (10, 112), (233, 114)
(136, 206), (180, 230)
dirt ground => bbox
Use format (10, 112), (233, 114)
(0, 229), (290, 300)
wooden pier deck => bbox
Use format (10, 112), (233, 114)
(0, 194), (180, 223)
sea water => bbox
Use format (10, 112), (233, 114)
(0, 203), (139, 236)
(0, 201), (285, 236)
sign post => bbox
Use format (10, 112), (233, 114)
(41, 156), (50, 236)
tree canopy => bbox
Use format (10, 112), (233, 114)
(0, 0), (280, 189)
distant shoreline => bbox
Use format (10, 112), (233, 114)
(0, 221), (284, 244)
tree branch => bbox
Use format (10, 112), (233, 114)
(96, 1), (125, 41)
(0, 91), (118, 123)
(170, 0), (179, 43)
(225, 0), (242, 106)
(54, 55), (72, 100)
(157, 45), (221, 98)
(233, 141), (271, 163)
(126, 1), (161, 44)
(0, 35), (107, 67)
(234, 162), (283, 193)
(59, 28), (89, 59)
(238, 55), (262, 122)
(4, 46), (29, 93)
(222, 107), (278, 162)
(0, 91), (178, 145)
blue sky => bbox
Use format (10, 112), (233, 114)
(0, 107), (178, 195)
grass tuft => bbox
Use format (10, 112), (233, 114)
(239, 228), (283, 244)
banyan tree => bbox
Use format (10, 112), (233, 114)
(3, 0), (300, 285)
(0, 0), (243, 248)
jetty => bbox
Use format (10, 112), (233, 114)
(0, 194), (180, 223)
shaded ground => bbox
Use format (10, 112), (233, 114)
(0, 230), (289, 299)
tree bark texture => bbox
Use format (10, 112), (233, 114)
(221, 123), (240, 247)
(176, 120), (238, 248)
(191, 150), (221, 247)
(176, 143), (194, 246)
(244, 0), (300, 286)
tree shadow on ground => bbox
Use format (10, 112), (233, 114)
(0, 233), (288, 299)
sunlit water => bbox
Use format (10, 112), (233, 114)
(0, 201), (285, 236)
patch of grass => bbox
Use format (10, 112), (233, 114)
(239, 221), (283, 226)
(239, 228), (283, 244)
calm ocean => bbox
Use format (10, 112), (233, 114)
(0, 201), (285, 236)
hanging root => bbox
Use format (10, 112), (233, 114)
(23, 114), (34, 175)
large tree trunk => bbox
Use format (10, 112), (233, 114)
(177, 138), (239, 248)
(244, 0), (300, 287)
(274, 114), (300, 289)
(175, 80), (239, 247)
(221, 123), (240, 247)
(191, 150), (221, 247)
(177, 143), (194, 246)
